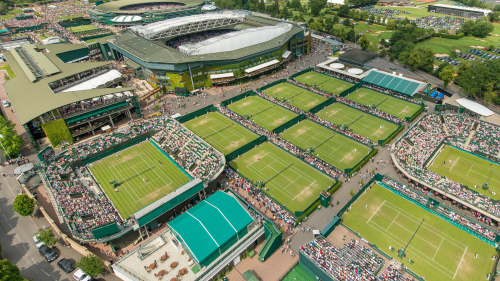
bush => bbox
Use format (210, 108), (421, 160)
(13, 194), (34, 217)
(350, 189), (354, 196)
(348, 148), (379, 176)
(433, 32), (465, 39)
(42, 119), (73, 147)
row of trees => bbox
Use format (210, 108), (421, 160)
(461, 19), (495, 38)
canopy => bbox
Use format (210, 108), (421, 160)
(245, 59), (279, 73)
(330, 63), (344, 69)
(282, 50), (291, 59)
(13, 163), (34, 175)
(62, 70), (122, 93)
(115, 93), (123, 97)
(101, 125), (111, 131)
(456, 98), (495, 116)
(348, 68), (363, 75)
(210, 73), (234, 79)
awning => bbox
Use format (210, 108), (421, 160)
(456, 98), (495, 116)
(171, 113), (181, 119)
(282, 51), (291, 59)
(245, 59), (280, 73)
(101, 125), (111, 131)
(111, 16), (143, 23)
(62, 70), (122, 93)
(13, 163), (34, 175)
(210, 73), (234, 79)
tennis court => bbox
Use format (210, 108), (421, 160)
(429, 146), (500, 201)
(343, 183), (496, 281)
(316, 103), (399, 142)
(227, 96), (298, 131)
(90, 141), (191, 219)
(66, 24), (98, 33)
(346, 88), (422, 119)
(280, 119), (371, 171)
(230, 142), (335, 214)
(263, 82), (327, 111)
(183, 112), (259, 155)
(294, 71), (354, 95)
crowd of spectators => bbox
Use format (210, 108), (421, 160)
(300, 237), (384, 281)
(42, 117), (223, 239)
(165, 29), (235, 51)
(60, 93), (131, 117)
(3, 15), (47, 28)
(444, 115), (474, 147)
(378, 264), (409, 281)
(469, 122), (500, 157)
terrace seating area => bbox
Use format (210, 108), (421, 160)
(42, 117), (223, 239)
(444, 115), (474, 147)
(469, 122), (500, 156)
(378, 264), (408, 281)
(300, 237), (384, 281)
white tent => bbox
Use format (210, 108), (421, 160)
(456, 98), (495, 116)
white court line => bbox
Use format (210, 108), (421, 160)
(433, 238), (445, 260)
(367, 200), (385, 223)
(387, 213), (400, 231)
(454, 246), (467, 279)
(450, 157), (460, 171)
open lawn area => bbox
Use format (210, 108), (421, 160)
(416, 34), (500, 56)
(90, 141), (191, 219)
(316, 103), (399, 142)
(429, 145), (500, 201)
(371, 6), (455, 19)
(183, 111), (259, 155)
(343, 183), (497, 281)
(280, 119), (371, 172)
(331, 22), (393, 45)
(263, 82), (327, 111)
(227, 96), (298, 131)
(345, 88), (422, 119)
(295, 71), (354, 96)
(230, 142), (335, 215)
(66, 24), (98, 33)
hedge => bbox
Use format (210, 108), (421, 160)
(42, 119), (73, 148)
(296, 181), (342, 224)
(380, 124), (405, 147)
(433, 33), (465, 40)
(348, 148), (378, 176)
(406, 106), (425, 123)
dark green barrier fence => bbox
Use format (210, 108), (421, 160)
(296, 181), (342, 221)
(406, 106), (426, 122)
(220, 91), (256, 107)
(177, 105), (217, 123)
(81, 32), (113, 42)
(290, 67), (314, 79)
(435, 104), (446, 111)
(258, 79), (287, 91)
(273, 114), (306, 134)
(309, 98), (335, 114)
(225, 135), (267, 162)
(346, 148), (378, 176)
(338, 174), (383, 216)
(379, 124), (405, 147)
(423, 140), (446, 168)
(339, 83), (361, 97)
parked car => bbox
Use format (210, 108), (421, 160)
(73, 269), (93, 281)
(39, 245), (58, 262)
(33, 235), (45, 249)
(57, 258), (74, 273)
(2, 100), (10, 108)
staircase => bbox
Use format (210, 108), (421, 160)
(258, 220), (282, 261)
(463, 124), (478, 150)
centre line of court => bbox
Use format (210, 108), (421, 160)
(367, 200), (385, 223)
(387, 213), (400, 231)
(450, 157), (460, 171)
(432, 238), (444, 260)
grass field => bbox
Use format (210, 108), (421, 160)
(280, 120), (371, 171)
(90, 142), (191, 219)
(263, 83), (327, 111)
(294, 72), (354, 96)
(429, 146), (500, 201)
(230, 142), (335, 214)
(343, 183), (497, 281)
(316, 103), (399, 142)
(183, 112), (259, 155)
(227, 96), (298, 131)
(66, 24), (98, 33)
(345, 88), (422, 119)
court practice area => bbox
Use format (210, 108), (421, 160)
(315, 103), (399, 142)
(227, 96), (298, 131)
(230, 142), (336, 214)
(263, 82), (327, 111)
(345, 88), (422, 119)
(429, 146), (500, 201)
(183, 112), (259, 155)
(66, 24), (98, 32)
(280, 119), (371, 171)
(90, 142), (191, 219)
(343, 183), (496, 281)
(294, 71), (354, 95)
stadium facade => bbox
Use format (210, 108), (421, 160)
(107, 11), (310, 93)
(427, 4), (492, 18)
(88, 0), (210, 26)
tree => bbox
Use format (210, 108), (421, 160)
(309, 0), (322, 16)
(439, 65), (455, 88)
(358, 35), (371, 50)
(290, 0), (301, 9)
(350, 189), (354, 196)
(379, 48), (387, 58)
(0, 116), (22, 157)
(13, 194), (34, 217)
(369, 15), (375, 24)
(337, 4), (349, 17)
(342, 18), (351, 27)
(484, 82), (497, 106)
(0, 259), (26, 281)
(76, 254), (104, 279)
(408, 50), (421, 71)
(461, 20), (475, 34)
(258, 0), (265, 12)
(36, 228), (58, 247)
(386, 19), (397, 30)
(472, 20), (494, 37)
(338, 27), (348, 42)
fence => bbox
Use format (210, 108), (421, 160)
(339, 83), (361, 97)
(225, 135), (267, 162)
(338, 174), (383, 216)
(289, 67), (314, 79)
(81, 32), (114, 42)
(309, 98), (335, 114)
(379, 124), (405, 147)
(273, 114), (306, 134)
(345, 148), (378, 176)
(176, 105), (218, 123)
(406, 106), (426, 122)
(258, 79), (287, 91)
(220, 91), (256, 107)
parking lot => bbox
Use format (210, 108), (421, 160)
(435, 45), (500, 66)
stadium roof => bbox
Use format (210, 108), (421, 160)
(93, 0), (204, 14)
(168, 191), (253, 265)
(362, 70), (426, 96)
(456, 98), (495, 116)
(111, 15), (142, 23)
(3, 44), (134, 125)
(430, 4), (492, 14)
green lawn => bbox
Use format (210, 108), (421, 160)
(0, 63), (15, 78)
(183, 111), (259, 155)
(90, 141), (191, 219)
(370, 6), (456, 19)
(294, 71), (355, 96)
(429, 145), (500, 201)
(66, 24), (98, 33)
(0, 9), (21, 20)
(331, 22), (393, 45)
(346, 88), (422, 119)
(343, 183), (497, 281)
(282, 264), (315, 281)
(316, 102), (399, 142)
(416, 34), (500, 56)
(227, 96), (298, 131)
(263, 82), (327, 111)
(230, 142), (335, 215)
(280, 119), (371, 172)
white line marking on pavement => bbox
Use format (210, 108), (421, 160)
(31, 258), (37, 265)
(41, 269), (50, 276)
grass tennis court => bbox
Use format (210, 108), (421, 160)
(90, 142), (191, 219)
(227, 96), (298, 131)
(343, 183), (496, 281)
(429, 146), (500, 201)
(183, 112), (259, 155)
(66, 24), (98, 33)
(230, 142), (335, 214)
(280, 119), (371, 171)
(263, 82), (327, 111)
(345, 88), (422, 119)
(294, 71), (354, 95)
(316, 103), (399, 142)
